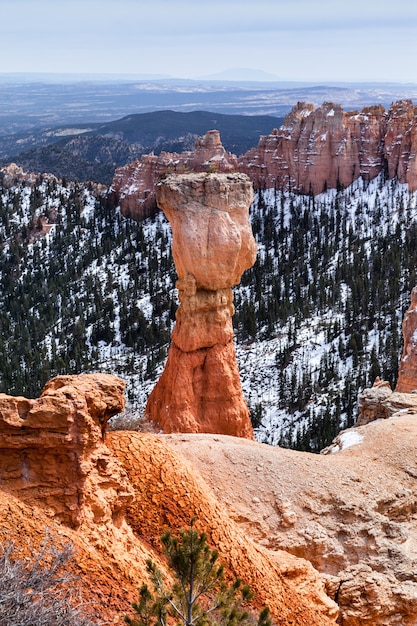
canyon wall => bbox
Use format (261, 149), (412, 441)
(145, 172), (256, 437)
(239, 101), (387, 194)
(245, 99), (417, 193)
(111, 99), (417, 220)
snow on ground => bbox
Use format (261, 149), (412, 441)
(3, 173), (417, 451)
(326, 429), (364, 453)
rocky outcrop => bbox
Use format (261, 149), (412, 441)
(8, 374), (417, 624)
(145, 173), (256, 437)
(110, 130), (238, 221)
(0, 373), (133, 529)
(0, 374), (339, 625)
(396, 285), (417, 393)
(111, 100), (417, 219)
(10, 368), (417, 624)
(357, 385), (417, 425)
(356, 378), (394, 425)
(0, 163), (46, 188)
(239, 101), (387, 194)
(165, 412), (417, 625)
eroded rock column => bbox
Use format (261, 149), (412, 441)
(396, 286), (417, 393)
(145, 173), (257, 438)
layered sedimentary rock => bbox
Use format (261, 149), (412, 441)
(239, 101), (387, 194)
(396, 286), (417, 393)
(111, 100), (417, 220)
(0, 373), (133, 528)
(145, 173), (256, 437)
(249, 99), (417, 192)
(110, 130), (238, 221)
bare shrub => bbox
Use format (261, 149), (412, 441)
(108, 407), (157, 433)
(0, 532), (102, 626)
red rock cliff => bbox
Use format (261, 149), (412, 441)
(145, 172), (256, 438)
(239, 101), (387, 194)
(111, 100), (417, 220)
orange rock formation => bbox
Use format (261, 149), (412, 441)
(396, 285), (417, 393)
(0, 374), (339, 625)
(111, 100), (417, 221)
(0, 373), (132, 528)
(145, 173), (256, 437)
(8, 366), (417, 624)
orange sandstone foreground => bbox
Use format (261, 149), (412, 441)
(4, 366), (417, 624)
(145, 172), (257, 437)
(0, 373), (338, 625)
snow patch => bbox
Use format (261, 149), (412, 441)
(338, 430), (364, 450)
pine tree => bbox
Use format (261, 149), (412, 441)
(125, 519), (271, 626)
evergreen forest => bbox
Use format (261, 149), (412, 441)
(0, 172), (416, 451)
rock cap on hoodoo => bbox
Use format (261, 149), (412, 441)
(155, 172), (257, 292)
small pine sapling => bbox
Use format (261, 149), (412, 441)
(125, 519), (271, 626)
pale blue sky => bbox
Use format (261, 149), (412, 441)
(2, 0), (417, 82)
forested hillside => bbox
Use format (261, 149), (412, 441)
(1, 173), (416, 450)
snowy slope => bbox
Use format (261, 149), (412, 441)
(1, 173), (416, 450)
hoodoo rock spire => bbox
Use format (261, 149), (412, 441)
(144, 172), (257, 437)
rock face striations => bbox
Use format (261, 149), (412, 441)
(239, 101), (387, 194)
(111, 100), (417, 219)
(145, 172), (257, 437)
(241, 99), (417, 193)
(247, 99), (417, 193)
